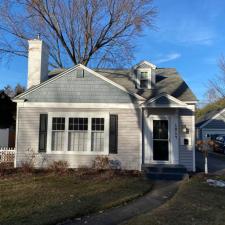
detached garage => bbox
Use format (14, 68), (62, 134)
(196, 108), (225, 140)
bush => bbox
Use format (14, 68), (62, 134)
(48, 160), (69, 174)
(93, 156), (110, 170)
(20, 161), (34, 173)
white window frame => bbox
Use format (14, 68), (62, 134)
(47, 112), (109, 155)
(137, 69), (151, 89)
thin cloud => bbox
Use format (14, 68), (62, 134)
(154, 53), (181, 64)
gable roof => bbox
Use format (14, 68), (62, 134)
(15, 64), (197, 103)
(196, 108), (225, 128)
(14, 64), (145, 101)
(133, 60), (156, 69)
(143, 93), (189, 108)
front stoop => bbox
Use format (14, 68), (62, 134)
(142, 164), (188, 180)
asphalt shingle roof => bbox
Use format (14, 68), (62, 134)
(94, 68), (197, 101)
(17, 66), (197, 102)
(196, 108), (222, 127)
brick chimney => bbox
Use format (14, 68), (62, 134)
(27, 39), (49, 89)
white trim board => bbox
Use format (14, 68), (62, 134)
(14, 64), (145, 102)
(142, 93), (192, 109)
(133, 60), (156, 70)
(16, 102), (142, 109)
(199, 108), (225, 129)
(47, 111), (109, 155)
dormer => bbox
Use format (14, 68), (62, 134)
(133, 61), (156, 89)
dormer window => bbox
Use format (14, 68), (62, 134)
(132, 60), (156, 90)
(140, 72), (149, 89)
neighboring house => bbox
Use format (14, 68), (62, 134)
(196, 108), (225, 140)
(13, 39), (197, 171)
(0, 91), (16, 148)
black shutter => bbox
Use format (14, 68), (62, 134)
(39, 114), (48, 152)
(109, 115), (118, 154)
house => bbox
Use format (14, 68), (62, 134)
(13, 39), (197, 172)
(0, 91), (16, 148)
(196, 108), (225, 140)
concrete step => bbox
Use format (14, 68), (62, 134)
(143, 164), (188, 180)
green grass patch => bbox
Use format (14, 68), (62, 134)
(123, 174), (225, 225)
(0, 171), (151, 225)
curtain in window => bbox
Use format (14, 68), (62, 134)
(91, 118), (104, 152)
(68, 118), (88, 151)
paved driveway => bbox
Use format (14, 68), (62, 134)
(196, 150), (225, 174)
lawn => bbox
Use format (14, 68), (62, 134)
(0, 171), (152, 225)
(123, 174), (225, 225)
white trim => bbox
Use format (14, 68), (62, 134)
(139, 109), (143, 171)
(149, 115), (172, 164)
(14, 107), (19, 168)
(47, 112), (109, 155)
(14, 64), (145, 101)
(199, 108), (225, 129)
(145, 93), (188, 106)
(16, 102), (142, 109)
(136, 68), (152, 89)
(184, 101), (198, 104)
(192, 108), (196, 172)
(133, 60), (156, 70)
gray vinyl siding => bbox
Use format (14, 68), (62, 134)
(204, 111), (225, 129)
(16, 107), (141, 170)
(23, 69), (137, 103)
(179, 108), (194, 171)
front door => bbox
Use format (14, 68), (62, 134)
(152, 119), (169, 161)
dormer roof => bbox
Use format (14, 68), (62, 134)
(133, 60), (156, 70)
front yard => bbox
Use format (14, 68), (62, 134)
(123, 174), (225, 225)
(0, 170), (152, 225)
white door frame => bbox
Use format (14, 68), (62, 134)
(144, 114), (179, 165)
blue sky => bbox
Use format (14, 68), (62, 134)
(0, 0), (224, 104)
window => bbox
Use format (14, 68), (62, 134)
(68, 118), (88, 151)
(91, 118), (104, 152)
(51, 117), (65, 151)
(139, 71), (150, 89)
(48, 113), (109, 154)
(76, 69), (84, 78)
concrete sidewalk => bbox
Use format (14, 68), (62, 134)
(58, 180), (180, 225)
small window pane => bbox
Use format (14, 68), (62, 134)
(52, 117), (65, 130)
(77, 69), (84, 78)
(92, 118), (104, 131)
(69, 117), (88, 131)
(140, 80), (148, 88)
(141, 72), (148, 79)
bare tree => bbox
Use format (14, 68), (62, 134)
(0, 0), (156, 68)
(3, 84), (25, 97)
(207, 56), (225, 101)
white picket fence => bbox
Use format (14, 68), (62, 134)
(0, 148), (16, 163)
